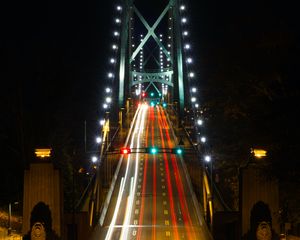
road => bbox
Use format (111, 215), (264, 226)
(91, 103), (212, 240)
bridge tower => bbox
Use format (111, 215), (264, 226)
(117, 0), (189, 118)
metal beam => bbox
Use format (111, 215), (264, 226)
(118, 0), (132, 108)
(130, 3), (173, 63)
(173, 0), (185, 117)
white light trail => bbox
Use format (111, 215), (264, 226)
(120, 104), (147, 239)
(105, 104), (148, 240)
(105, 106), (142, 240)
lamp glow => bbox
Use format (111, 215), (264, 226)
(204, 155), (211, 162)
(92, 156), (98, 163)
(197, 119), (203, 125)
(108, 73), (113, 78)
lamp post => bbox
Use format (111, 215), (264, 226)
(8, 201), (19, 236)
(204, 155), (213, 231)
(8, 203), (11, 236)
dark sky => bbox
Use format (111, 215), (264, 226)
(1, 0), (299, 202)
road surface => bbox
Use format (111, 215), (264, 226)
(91, 104), (212, 240)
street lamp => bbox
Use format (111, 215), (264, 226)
(91, 156), (98, 163)
(204, 154), (213, 230)
(96, 137), (102, 144)
(8, 201), (19, 236)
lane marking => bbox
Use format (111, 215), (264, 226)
(157, 107), (179, 240)
(160, 107), (196, 240)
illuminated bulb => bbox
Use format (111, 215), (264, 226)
(197, 119), (203, 125)
(192, 87), (197, 93)
(191, 97), (196, 102)
(180, 5), (186, 10)
(112, 44), (117, 50)
(115, 18), (121, 23)
(96, 137), (102, 143)
(184, 44), (191, 49)
(110, 58), (115, 63)
(204, 155), (211, 162)
(195, 103), (199, 108)
(183, 31), (188, 36)
(108, 73), (113, 78)
(181, 18), (187, 23)
(189, 72), (195, 77)
(201, 137), (206, 143)
(92, 156), (98, 163)
(106, 97), (112, 103)
(103, 103), (108, 109)
(187, 58), (193, 63)
(100, 119), (105, 125)
(116, 6), (122, 11)
(105, 87), (111, 93)
(114, 31), (119, 36)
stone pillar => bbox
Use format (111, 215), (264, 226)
(23, 162), (62, 238)
(240, 161), (280, 238)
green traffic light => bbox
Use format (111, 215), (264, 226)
(162, 102), (167, 108)
(176, 148), (183, 154)
(151, 147), (158, 154)
(172, 147), (183, 154)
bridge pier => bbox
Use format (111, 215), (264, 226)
(22, 153), (62, 239)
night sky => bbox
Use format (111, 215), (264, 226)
(1, 0), (299, 204)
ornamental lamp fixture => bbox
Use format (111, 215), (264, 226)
(35, 148), (52, 158)
(251, 148), (267, 158)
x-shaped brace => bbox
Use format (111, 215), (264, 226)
(130, 0), (174, 64)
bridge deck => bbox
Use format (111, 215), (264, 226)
(90, 104), (212, 240)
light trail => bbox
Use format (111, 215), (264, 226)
(160, 107), (196, 240)
(151, 106), (157, 240)
(137, 107), (150, 240)
(105, 105), (143, 240)
(120, 103), (148, 240)
(157, 106), (180, 240)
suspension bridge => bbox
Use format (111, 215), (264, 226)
(76, 1), (229, 239)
